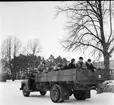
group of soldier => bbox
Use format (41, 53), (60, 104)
(28, 57), (98, 90)
(37, 57), (96, 73)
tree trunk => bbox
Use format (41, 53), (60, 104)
(103, 54), (110, 80)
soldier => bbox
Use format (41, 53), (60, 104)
(43, 65), (49, 73)
(37, 61), (46, 73)
(68, 58), (76, 69)
(85, 59), (96, 72)
(28, 71), (35, 90)
(47, 61), (56, 71)
(61, 61), (70, 70)
(75, 57), (86, 69)
(57, 63), (63, 70)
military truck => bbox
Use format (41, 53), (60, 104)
(20, 68), (105, 103)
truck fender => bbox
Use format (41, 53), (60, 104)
(20, 80), (29, 90)
(85, 90), (91, 98)
(58, 84), (70, 101)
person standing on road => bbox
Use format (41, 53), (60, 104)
(28, 71), (35, 90)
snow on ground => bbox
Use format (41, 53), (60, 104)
(0, 80), (114, 105)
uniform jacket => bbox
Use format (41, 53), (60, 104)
(68, 63), (76, 69)
(37, 64), (45, 72)
(75, 61), (87, 69)
(85, 62), (96, 72)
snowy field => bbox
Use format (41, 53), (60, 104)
(0, 80), (114, 105)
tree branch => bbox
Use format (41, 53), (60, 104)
(107, 0), (113, 43)
(109, 46), (114, 54)
(86, 0), (100, 18)
(71, 41), (103, 53)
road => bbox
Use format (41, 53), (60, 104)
(0, 80), (114, 105)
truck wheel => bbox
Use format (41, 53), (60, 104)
(50, 84), (61, 103)
(22, 85), (30, 97)
(73, 91), (86, 100)
(40, 91), (47, 96)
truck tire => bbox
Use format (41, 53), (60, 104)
(73, 91), (86, 100)
(22, 85), (30, 97)
(40, 91), (47, 96)
(50, 84), (61, 103)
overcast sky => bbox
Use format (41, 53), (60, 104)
(0, 2), (113, 61)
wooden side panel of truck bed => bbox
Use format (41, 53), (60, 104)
(58, 69), (75, 81)
(47, 71), (59, 81)
(76, 69), (105, 84)
(35, 69), (105, 83)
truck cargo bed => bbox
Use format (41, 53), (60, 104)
(35, 69), (105, 84)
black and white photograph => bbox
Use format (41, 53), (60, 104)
(0, 1), (114, 105)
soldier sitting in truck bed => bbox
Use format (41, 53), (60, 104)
(57, 63), (64, 70)
(85, 59), (96, 73)
(68, 58), (76, 69)
(37, 61), (46, 73)
(75, 57), (86, 69)
(61, 61), (70, 70)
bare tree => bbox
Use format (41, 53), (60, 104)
(23, 38), (42, 69)
(56, 0), (114, 77)
(1, 36), (21, 60)
(13, 36), (22, 58)
(24, 38), (42, 56)
(1, 36), (22, 80)
(1, 36), (13, 61)
(1, 36), (13, 80)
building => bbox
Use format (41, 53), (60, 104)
(93, 60), (114, 69)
